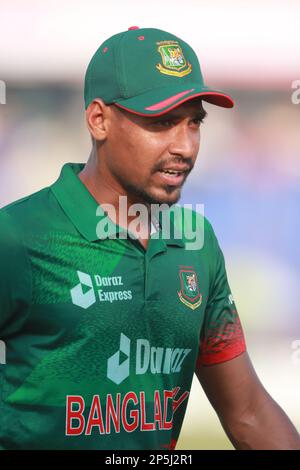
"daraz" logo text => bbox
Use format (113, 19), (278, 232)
(70, 271), (132, 309)
(107, 333), (191, 385)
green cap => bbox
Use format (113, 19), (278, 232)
(84, 27), (234, 116)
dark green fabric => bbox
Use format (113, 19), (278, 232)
(0, 163), (245, 449)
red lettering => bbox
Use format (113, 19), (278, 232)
(172, 387), (189, 414)
(154, 390), (163, 430)
(140, 391), (155, 431)
(66, 389), (180, 437)
(65, 395), (85, 435)
(106, 393), (121, 434)
(86, 395), (105, 435)
(163, 390), (173, 430)
(122, 392), (139, 432)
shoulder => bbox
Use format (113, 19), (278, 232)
(0, 201), (36, 335)
(0, 209), (20, 250)
(0, 207), (31, 291)
(0, 185), (70, 238)
(1, 187), (52, 231)
(0, 187), (62, 268)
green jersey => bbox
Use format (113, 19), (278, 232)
(0, 163), (246, 450)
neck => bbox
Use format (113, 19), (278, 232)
(78, 152), (151, 247)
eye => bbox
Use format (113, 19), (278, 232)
(148, 119), (176, 130)
(191, 117), (205, 126)
(156, 120), (175, 127)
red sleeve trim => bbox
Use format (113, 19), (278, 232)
(197, 339), (246, 366)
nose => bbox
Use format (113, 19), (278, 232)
(168, 120), (199, 160)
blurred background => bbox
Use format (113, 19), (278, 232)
(0, 0), (299, 449)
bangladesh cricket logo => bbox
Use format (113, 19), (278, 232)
(178, 268), (202, 310)
(156, 40), (192, 77)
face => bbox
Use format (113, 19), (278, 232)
(101, 98), (207, 205)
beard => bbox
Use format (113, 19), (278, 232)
(119, 177), (182, 207)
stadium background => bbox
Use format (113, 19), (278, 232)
(0, 0), (299, 449)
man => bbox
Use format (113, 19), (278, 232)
(0, 26), (299, 450)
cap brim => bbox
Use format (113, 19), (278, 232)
(114, 83), (234, 116)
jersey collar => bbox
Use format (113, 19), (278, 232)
(51, 162), (184, 247)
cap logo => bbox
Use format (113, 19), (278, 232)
(156, 40), (192, 77)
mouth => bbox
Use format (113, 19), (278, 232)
(156, 168), (188, 187)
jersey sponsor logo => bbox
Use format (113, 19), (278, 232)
(70, 271), (132, 309)
(177, 267), (202, 310)
(107, 333), (192, 385)
(65, 387), (189, 436)
(156, 40), (192, 77)
(70, 271), (96, 309)
(107, 333), (130, 385)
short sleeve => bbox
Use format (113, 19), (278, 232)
(197, 225), (246, 366)
(0, 211), (32, 337)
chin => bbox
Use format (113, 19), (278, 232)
(146, 188), (181, 206)
(125, 181), (181, 206)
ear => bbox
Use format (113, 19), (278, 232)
(85, 99), (111, 142)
